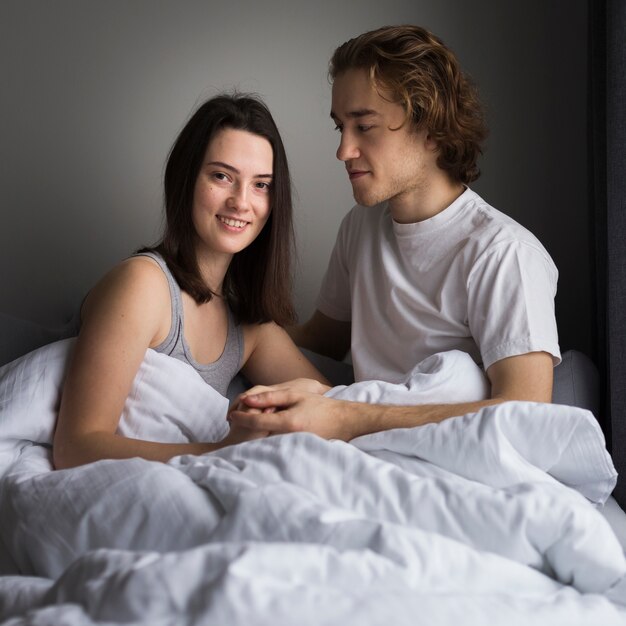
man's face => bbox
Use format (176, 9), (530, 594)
(331, 68), (436, 213)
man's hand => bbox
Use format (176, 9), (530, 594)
(232, 378), (331, 412)
(228, 351), (555, 443)
(228, 389), (356, 441)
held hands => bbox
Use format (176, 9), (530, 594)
(229, 378), (330, 419)
(219, 387), (279, 447)
(228, 378), (356, 442)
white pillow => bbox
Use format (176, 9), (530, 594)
(0, 339), (230, 475)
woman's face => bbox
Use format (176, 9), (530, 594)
(192, 127), (273, 261)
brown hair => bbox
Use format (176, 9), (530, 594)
(329, 25), (488, 184)
(139, 93), (295, 326)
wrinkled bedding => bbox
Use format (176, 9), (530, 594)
(0, 339), (625, 625)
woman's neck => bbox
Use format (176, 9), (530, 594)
(194, 246), (232, 296)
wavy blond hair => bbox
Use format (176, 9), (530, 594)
(330, 25), (488, 184)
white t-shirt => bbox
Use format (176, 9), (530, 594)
(316, 188), (561, 383)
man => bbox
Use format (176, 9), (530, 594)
(229, 24), (560, 440)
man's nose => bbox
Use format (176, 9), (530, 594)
(336, 132), (359, 162)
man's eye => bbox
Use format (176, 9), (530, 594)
(334, 124), (343, 133)
(358, 125), (373, 132)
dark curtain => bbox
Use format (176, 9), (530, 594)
(591, 0), (626, 507)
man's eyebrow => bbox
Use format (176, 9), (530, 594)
(330, 109), (380, 121)
(206, 161), (272, 179)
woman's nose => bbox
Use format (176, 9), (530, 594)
(227, 184), (250, 211)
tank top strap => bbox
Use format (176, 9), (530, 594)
(131, 250), (244, 396)
(133, 251), (183, 355)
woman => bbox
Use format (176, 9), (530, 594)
(53, 94), (329, 469)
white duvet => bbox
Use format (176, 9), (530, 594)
(0, 339), (625, 625)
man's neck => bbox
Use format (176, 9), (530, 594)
(388, 174), (465, 225)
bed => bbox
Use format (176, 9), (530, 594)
(0, 312), (625, 625)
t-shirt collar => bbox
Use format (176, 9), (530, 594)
(390, 186), (476, 237)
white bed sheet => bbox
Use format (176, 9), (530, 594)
(602, 496), (626, 550)
(1, 340), (625, 625)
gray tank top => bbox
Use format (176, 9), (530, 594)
(135, 251), (244, 396)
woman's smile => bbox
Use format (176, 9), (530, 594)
(217, 215), (250, 230)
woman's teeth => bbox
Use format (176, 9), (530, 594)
(218, 216), (247, 228)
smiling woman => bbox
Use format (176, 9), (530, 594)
(52, 93), (329, 470)
(146, 94), (296, 324)
(191, 128), (273, 262)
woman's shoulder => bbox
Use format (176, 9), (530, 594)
(122, 254), (169, 280)
(107, 255), (168, 291)
(83, 256), (170, 317)
(76, 256), (173, 350)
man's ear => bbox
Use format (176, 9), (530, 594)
(424, 132), (438, 151)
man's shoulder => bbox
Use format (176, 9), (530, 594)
(462, 190), (549, 254)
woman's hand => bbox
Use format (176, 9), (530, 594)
(218, 419), (271, 447)
(224, 384), (285, 445)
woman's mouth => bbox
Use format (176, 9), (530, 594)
(217, 215), (249, 229)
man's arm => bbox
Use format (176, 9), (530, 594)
(227, 351), (554, 441)
(287, 310), (351, 362)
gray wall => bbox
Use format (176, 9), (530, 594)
(0, 0), (591, 355)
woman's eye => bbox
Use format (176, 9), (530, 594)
(212, 172), (229, 182)
(255, 181), (271, 191)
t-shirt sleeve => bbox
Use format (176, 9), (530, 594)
(467, 240), (561, 370)
(315, 212), (353, 322)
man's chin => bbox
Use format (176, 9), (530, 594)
(351, 179), (390, 207)
(351, 185), (375, 206)
(353, 192), (382, 207)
